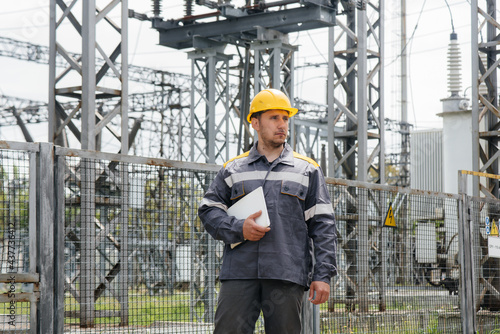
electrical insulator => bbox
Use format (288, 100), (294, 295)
(152, 0), (162, 18)
(447, 32), (462, 97)
(185, 0), (193, 16)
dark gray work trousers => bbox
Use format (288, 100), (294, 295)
(213, 279), (305, 334)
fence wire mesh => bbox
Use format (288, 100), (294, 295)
(60, 156), (467, 334)
(2, 144), (500, 333)
(63, 155), (219, 333)
(471, 198), (500, 332)
(323, 185), (463, 333)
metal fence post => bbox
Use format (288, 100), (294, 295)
(29, 148), (38, 334)
(207, 237), (216, 323)
(119, 164), (129, 326)
(301, 268), (320, 334)
(80, 157), (96, 327)
(36, 143), (55, 333)
(54, 147), (65, 333)
(358, 188), (369, 313)
(457, 170), (476, 334)
(379, 191), (387, 312)
(301, 295), (319, 334)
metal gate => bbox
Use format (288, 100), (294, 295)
(0, 142), (59, 333)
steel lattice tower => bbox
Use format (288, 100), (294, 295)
(48, 1), (130, 328)
(49, 0), (129, 153)
(471, 0), (500, 313)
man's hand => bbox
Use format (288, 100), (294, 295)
(242, 210), (270, 241)
(308, 281), (330, 305)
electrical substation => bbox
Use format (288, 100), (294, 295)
(0, 1), (500, 333)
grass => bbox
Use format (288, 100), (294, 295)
(0, 301), (31, 315)
(63, 287), (205, 326)
(321, 314), (446, 334)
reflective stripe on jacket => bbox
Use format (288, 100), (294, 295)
(198, 142), (337, 287)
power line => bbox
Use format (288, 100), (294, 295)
(443, 0), (455, 33)
(386, 0), (427, 68)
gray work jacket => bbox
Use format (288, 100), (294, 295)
(198, 142), (337, 287)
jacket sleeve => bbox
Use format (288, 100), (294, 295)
(305, 166), (338, 283)
(198, 168), (246, 244)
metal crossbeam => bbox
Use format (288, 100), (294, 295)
(153, 3), (336, 50)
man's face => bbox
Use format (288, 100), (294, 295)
(251, 109), (289, 148)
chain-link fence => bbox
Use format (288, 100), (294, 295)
(60, 147), (221, 333)
(324, 183), (463, 333)
(1, 142), (500, 333)
(470, 192), (500, 332)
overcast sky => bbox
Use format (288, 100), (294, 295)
(0, 0), (472, 141)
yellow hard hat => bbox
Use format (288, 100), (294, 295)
(247, 89), (298, 123)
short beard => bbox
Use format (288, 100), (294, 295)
(269, 138), (286, 148)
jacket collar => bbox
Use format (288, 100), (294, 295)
(248, 142), (295, 166)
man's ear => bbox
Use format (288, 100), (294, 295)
(251, 117), (259, 131)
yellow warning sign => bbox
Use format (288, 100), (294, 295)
(491, 220), (499, 237)
(384, 202), (396, 228)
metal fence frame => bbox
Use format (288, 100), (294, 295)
(0, 141), (499, 333)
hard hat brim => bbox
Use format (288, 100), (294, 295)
(247, 107), (298, 123)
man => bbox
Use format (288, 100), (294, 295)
(198, 88), (337, 334)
